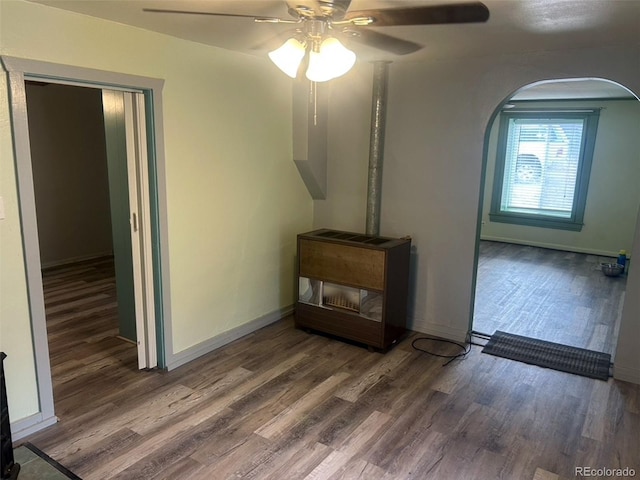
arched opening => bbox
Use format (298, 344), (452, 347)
(472, 78), (639, 360)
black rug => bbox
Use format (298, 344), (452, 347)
(482, 331), (611, 381)
(12, 442), (82, 480)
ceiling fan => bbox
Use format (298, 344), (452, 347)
(144, 1), (490, 81)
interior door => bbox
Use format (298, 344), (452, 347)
(102, 90), (157, 369)
(124, 91), (157, 370)
(102, 90), (137, 343)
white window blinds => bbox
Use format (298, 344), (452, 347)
(489, 108), (600, 231)
(500, 118), (586, 218)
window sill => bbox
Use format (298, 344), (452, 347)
(488, 212), (584, 231)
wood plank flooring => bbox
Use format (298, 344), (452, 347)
(473, 241), (626, 355)
(20, 257), (640, 479)
(41, 256), (138, 404)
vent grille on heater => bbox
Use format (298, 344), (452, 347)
(315, 230), (389, 245)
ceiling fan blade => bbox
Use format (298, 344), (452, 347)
(344, 2), (489, 27)
(249, 29), (301, 51)
(142, 8), (288, 23)
(344, 28), (423, 55)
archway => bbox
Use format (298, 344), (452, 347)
(472, 78), (639, 358)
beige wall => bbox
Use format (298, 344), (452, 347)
(481, 98), (640, 256)
(0, 0), (312, 424)
(317, 47), (640, 381)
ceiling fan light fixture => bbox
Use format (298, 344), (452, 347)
(268, 38), (306, 78)
(145, 2), (491, 81)
(305, 49), (331, 83)
(305, 37), (356, 82)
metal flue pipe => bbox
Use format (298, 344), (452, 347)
(365, 61), (390, 236)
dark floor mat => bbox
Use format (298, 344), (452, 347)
(482, 330), (611, 381)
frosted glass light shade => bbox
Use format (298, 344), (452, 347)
(305, 37), (356, 82)
(268, 38), (305, 78)
(305, 50), (332, 83)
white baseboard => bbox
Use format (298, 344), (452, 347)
(409, 316), (469, 343)
(10, 412), (58, 441)
(165, 305), (294, 371)
(480, 236), (620, 258)
(613, 364), (640, 385)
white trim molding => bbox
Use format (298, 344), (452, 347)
(10, 412), (58, 442)
(409, 315), (469, 344)
(166, 306), (294, 371)
(480, 235), (621, 258)
(613, 364), (640, 385)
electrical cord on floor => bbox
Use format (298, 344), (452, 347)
(411, 334), (472, 366)
(470, 331), (491, 349)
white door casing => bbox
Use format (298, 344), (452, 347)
(1, 55), (170, 439)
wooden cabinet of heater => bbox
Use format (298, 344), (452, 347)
(295, 229), (411, 350)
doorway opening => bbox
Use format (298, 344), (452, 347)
(472, 78), (640, 357)
(25, 81), (142, 406)
(2, 55), (171, 438)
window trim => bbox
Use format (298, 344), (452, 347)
(489, 108), (600, 231)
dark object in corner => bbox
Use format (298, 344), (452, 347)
(1, 352), (20, 480)
(18, 443), (83, 480)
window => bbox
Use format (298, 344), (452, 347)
(489, 109), (600, 231)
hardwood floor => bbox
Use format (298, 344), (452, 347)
(41, 256), (138, 404)
(473, 241), (626, 355)
(21, 258), (640, 479)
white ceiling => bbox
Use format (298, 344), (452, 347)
(27, 0), (640, 99)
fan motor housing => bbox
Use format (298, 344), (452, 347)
(290, 0), (350, 19)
